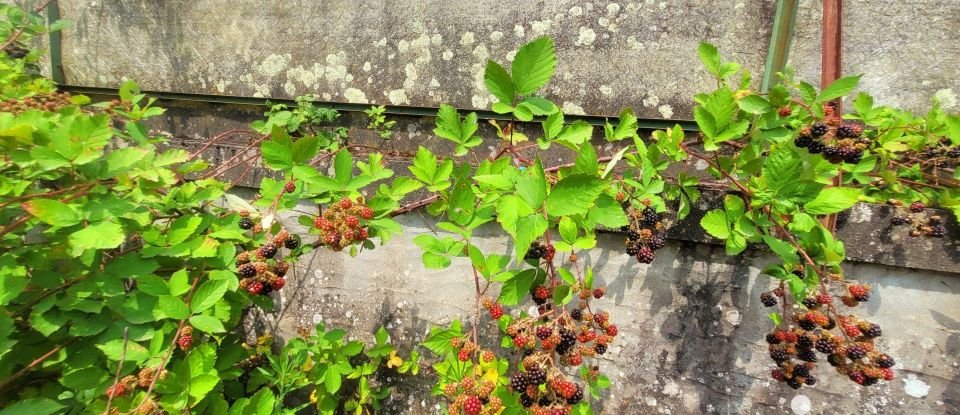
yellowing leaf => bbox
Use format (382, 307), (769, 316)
(387, 350), (403, 368)
(482, 367), (499, 384)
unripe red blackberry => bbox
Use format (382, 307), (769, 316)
(457, 348), (471, 362)
(816, 293), (832, 304)
(481, 350), (495, 363)
(271, 277), (285, 290)
(338, 198), (353, 209)
(909, 201), (925, 212)
(463, 396), (482, 415)
(239, 217), (254, 230)
(636, 246), (655, 264)
(593, 287), (606, 299)
(178, 334), (194, 351)
(543, 244), (556, 261)
(778, 106), (792, 117)
(848, 285), (870, 302)
(359, 206), (374, 220)
(247, 281), (264, 295)
(760, 292), (777, 307)
(489, 303), (503, 320)
(606, 324), (618, 337)
(615, 191), (626, 202)
(345, 215), (360, 228)
(283, 181), (296, 193)
(106, 382), (127, 398)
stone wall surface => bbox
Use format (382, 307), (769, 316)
(54, 0), (960, 118)
(248, 210), (960, 415)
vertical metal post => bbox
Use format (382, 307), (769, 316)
(46, 0), (65, 84)
(761, 0), (799, 93)
(820, 0), (843, 99)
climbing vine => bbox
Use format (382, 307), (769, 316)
(0, 3), (958, 415)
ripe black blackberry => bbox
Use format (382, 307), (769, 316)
(797, 335), (814, 349)
(862, 323), (882, 338)
(810, 122), (829, 137)
(284, 237), (300, 249)
(890, 215), (911, 225)
(627, 229), (641, 241)
(567, 384), (584, 405)
(636, 246), (655, 264)
(519, 394), (534, 407)
(258, 243), (278, 259)
(827, 353), (846, 367)
(556, 328), (577, 354)
(766, 333), (780, 344)
(798, 349), (818, 362)
(794, 134), (813, 148)
(238, 263), (257, 278)
(805, 376), (817, 386)
(815, 338), (836, 354)
(846, 345), (867, 360)
(570, 308), (583, 321)
(794, 365), (810, 378)
(807, 140), (825, 154)
(642, 207), (659, 226)
(649, 235), (666, 250)
(510, 373), (528, 392)
(929, 225), (947, 238)
(787, 379), (802, 389)
(239, 217), (254, 230)
(769, 348), (790, 363)
(798, 319), (817, 331)
(625, 242), (640, 256)
(836, 124), (860, 138)
(875, 354), (895, 368)
(760, 292), (777, 307)
(845, 152), (862, 164)
(947, 147), (960, 158)
(802, 297), (818, 309)
(594, 343), (607, 355)
(526, 367), (546, 385)
(524, 243), (544, 260)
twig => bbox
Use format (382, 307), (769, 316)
(187, 129), (263, 161)
(103, 327), (129, 414)
(0, 339), (74, 393)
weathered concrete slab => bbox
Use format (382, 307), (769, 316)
(248, 210), (960, 414)
(789, 0), (960, 113)
(57, 0), (776, 118)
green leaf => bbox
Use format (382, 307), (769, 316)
(804, 187), (862, 214)
(516, 97), (558, 115)
(818, 75), (862, 102)
(191, 279), (228, 313)
(700, 209), (730, 239)
(585, 194), (629, 229)
(422, 320), (462, 355)
(513, 216), (548, 259)
(545, 174), (605, 216)
(516, 159), (547, 208)
(499, 270), (539, 306)
(97, 339), (150, 363)
(558, 217), (577, 242)
(334, 150), (353, 186)
(737, 95), (771, 114)
(484, 60), (515, 104)
(292, 135), (320, 163)
(0, 399), (65, 415)
(409, 146), (438, 184)
(697, 42), (721, 76)
(69, 221), (124, 253)
(762, 236), (798, 264)
(190, 315), (227, 333)
(22, 199), (81, 226)
(106, 147), (148, 174)
(511, 37), (557, 95)
(608, 108), (639, 141)
(260, 133), (294, 170)
(448, 178), (475, 226)
(156, 295), (190, 319)
(246, 387), (276, 415)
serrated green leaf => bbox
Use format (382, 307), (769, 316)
(0, 399), (65, 415)
(190, 315), (227, 333)
(22, 199), (81, 226)
(511, 37), (556, 95)
(191, 279), (228, 313)
(737, 95), (771, 114)
(69, 221), (124, 254)
(545, 174), (605, 217)
(818, 75), (862, 102)
(804, 187), (862, 214)
(484, 60), (515, 104)
(700, 209), (730, 239)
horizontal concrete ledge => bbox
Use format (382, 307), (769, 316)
(141, 97), (958, 275)
(59, 85), (700, 131)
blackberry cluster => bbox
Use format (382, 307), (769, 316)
(235, 232), (292, 296)
(442, 375), (502, 415)
(794, 104), (868, 164)
(509, 370), (586, 415)
(886, 201), (948, 238)
(0, 91), (74, 115)
(314, 197), (374, 251)
(764, 278), (895, 389)
(525, 241), (556, 261)
(3, 43), (28, 59)
(624, 202), (667, 264)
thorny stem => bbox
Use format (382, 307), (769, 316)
(0, 339), (75, 393)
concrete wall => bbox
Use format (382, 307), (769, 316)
(53, 0), (960, 118)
